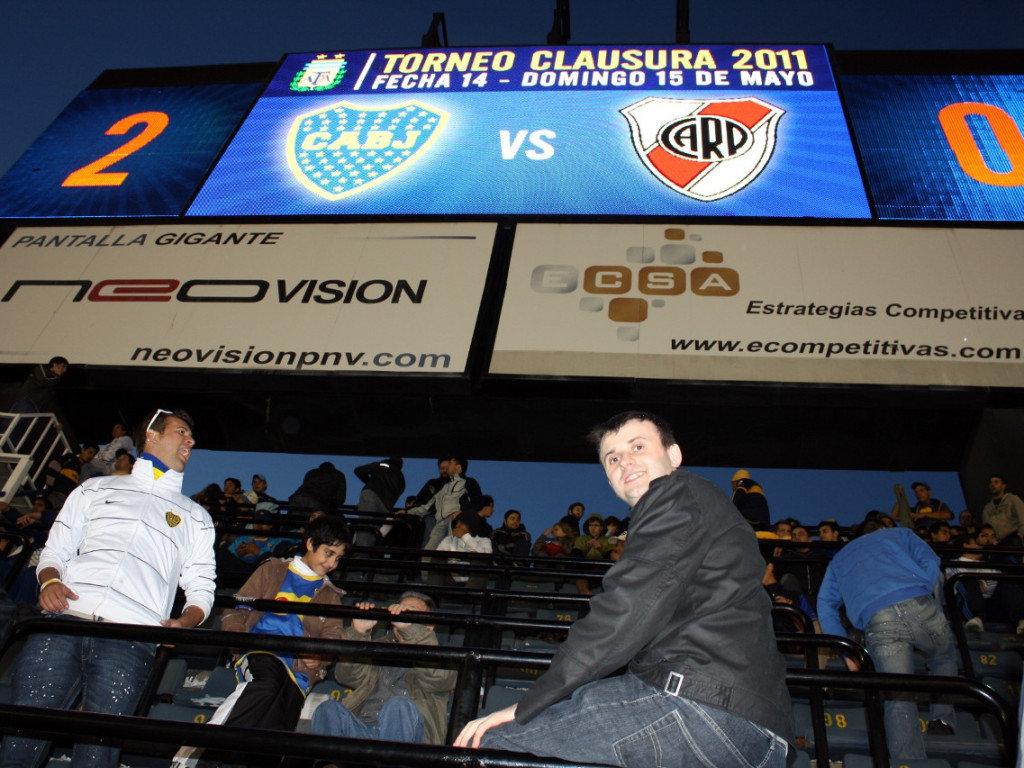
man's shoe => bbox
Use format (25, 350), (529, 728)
(965, 616), (984, 634)
(927, 719), (955, 735)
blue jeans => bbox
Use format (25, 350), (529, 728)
(481, 673), (788, 768)
(311, 697), (425, 743)
(0, 626), (155, 768)
(864, 594), (958, 762)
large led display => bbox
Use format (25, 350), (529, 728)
(0, 83), (263, 219)
(843, 74), (1024, 221)
(188, 45), (871, 218)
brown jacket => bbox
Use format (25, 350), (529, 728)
(335, 622), (456, 744)
(221, 556), (346, 684)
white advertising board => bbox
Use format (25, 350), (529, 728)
(0, 222), (496, 374)
(491, 223), (1024, 387)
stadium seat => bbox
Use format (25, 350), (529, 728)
(147, 701), (217, 725)
(509, 577), (562, 594)
(844, 754), (952, 768)
(173, 664), (237, 709)
(536, 605), (579, 624)
(298, 679), (352, 730)
(968, 650), (1022, 679)
(152, 657), (188, 700)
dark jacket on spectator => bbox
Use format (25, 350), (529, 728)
(354, 458), (406, 510)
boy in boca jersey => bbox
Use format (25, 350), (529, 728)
(172, 515), (351, 768)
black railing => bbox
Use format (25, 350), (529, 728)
(943, 564), (1024, 678)
(787, 667), (1017, 768)
(1, 607), (1015, 768)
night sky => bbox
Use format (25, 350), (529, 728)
(2, 0), (1020, 176)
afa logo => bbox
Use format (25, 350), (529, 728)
(287, 100), (448, 200)
(290, 54), (348, 92)
(621, 96), (784, 201)
(530, 228), (738, 342)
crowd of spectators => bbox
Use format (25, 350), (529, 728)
(3, 379), (1024, 766)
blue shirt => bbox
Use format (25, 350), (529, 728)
(816, 527), (940, 637)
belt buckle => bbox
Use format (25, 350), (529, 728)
(664, 671), (684, 697)
(63, 609), (106, 622)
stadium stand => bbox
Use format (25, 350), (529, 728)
(0, 464), (1022, 766)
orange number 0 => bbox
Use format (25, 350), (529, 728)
(61, 111), (170, 187)
(938, 102), (1024, 187)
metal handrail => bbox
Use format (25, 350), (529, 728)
(2, 616), (1013, 768)
(943, 567), (1024, 678)
(0, 705), (614, 768)
(786, 667), (1018, 768)
(0, 411), (73, 507)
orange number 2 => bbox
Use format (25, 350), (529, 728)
(62, 111), (170, 187)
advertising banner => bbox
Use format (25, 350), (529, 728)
(0, 222), (495, 373)
(843, 73), (1024, 222)
(491, 223), (1024, 387)
(188, 45), (870, 219)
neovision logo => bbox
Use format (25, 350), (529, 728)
(290, 54), (348, 92)
(287, 101), (448, 200)
(530, 228), (739, 342)
(621, 97), (784, 201)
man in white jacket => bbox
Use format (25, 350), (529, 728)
(0, 408), (216, 768)
(428, 511), (492, 588)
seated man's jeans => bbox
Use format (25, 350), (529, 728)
(311, 697), (425, 743)
(864, 594), (958, 762)
(0, 627), (155, 768)
(480, 673), (788, 768)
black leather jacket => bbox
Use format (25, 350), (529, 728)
(516, 469), (795, 743)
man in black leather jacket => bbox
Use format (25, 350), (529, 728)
(457, 411), (794, 767)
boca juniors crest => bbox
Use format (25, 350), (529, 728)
(621, 97), (784, 202)
(286, 100), (449, 201)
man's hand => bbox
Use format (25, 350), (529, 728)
(455, 704), (517, 748)
(844, 657), (861, 672)
(351, 601), (378, 634)
(39, 580), (78, 614)
(16, 512), (41, 528)
(161, 605), (206, 629)
(235, 541), (260, 558)
(296, 654), (326, 671)
(386, 600), (424, 630)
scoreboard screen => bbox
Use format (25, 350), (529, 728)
(842, 73), (1024, 222)
(0, 81), (264, 219)
(4, 48), (1019, 224)
(187, 45), (871, 219)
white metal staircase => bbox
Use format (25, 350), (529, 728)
(0, 412), (73, 512)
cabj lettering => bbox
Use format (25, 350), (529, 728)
(300, 130), (422, 151)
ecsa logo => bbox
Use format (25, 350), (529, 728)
(530, 228), (738, 341)
(287, 100), (448, 200)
